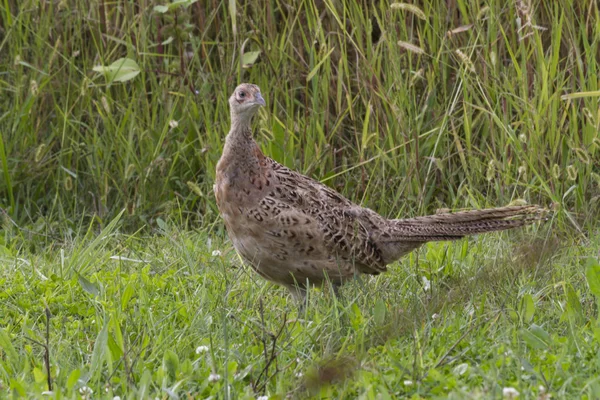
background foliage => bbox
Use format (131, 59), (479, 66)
(1, 0), (598, 232)
(1, 0), (600, 398)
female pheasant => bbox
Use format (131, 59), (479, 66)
(214, 83), (546, 301)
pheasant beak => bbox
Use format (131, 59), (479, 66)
(254, 92), (266, 107)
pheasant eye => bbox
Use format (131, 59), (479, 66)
(238, 91), (246, 98)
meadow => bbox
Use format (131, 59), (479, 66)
(1, 0), (599, 398)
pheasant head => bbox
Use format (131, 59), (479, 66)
(229, 83), (266, 124)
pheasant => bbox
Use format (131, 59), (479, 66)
(214, 83), (546, 301)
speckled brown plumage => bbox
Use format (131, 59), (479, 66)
(214, 83), (547, 301)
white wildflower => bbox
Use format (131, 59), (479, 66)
(196, 345), (209, 354)
(169, 120), (179, 129)
(113, 397), (121, 400)
(503, 387), (519, 399)
(431, 313), (439, 320)
(208, 373), (221, 382)
(453, 363), (468, 376)
(79, 386), (93, 396)
(422, 276), (431, 291)
(404, 380), (413, 386)
(295, 372), (303, 378)
(257, 396), (269, 400)
(212, 250), (222, 257)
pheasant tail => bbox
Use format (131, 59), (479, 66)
(383, 205), (547, 242)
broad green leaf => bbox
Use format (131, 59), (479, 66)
(521, 293), (535, 323)
(9, 380), (26, 397)
(376, 385), (393, 400)
(77, 273), (100, 296)
(66, 369), (81, 390)
(374, 299), (386, 326)
(565, 284), (583, 324)
(585, 258), (600, 298)
(170, 0), (197, 8)
(530, 324), (552, 345)
(0, 327), (19, 366)
(121, 282), (135, 310)
(153, 5), (169, 13)
(241, 51), (261, 68)
(520, 329), (545, 350)
(154, 0), (197, 13)
(163, 349), (179, 380)
(520, 324), (551, 350)
(520, 357), (535, 374)
(93, 58), (141, 83)
(90, 319), (109, 377)
(112, 317), (124, 350)
(138, 369), (153, 398)
(108, 334), (124, 360)
(156, 217), (168, 231)
(227, 360), (238, 376)
(589, 381), (600, 399)
(33, 367), (45, 383)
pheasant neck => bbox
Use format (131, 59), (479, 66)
(221, 117), (263, 174)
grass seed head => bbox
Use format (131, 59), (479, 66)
(397, 40), (425, 55)
(390, 3), (427, 20)
(30, 80), (38, 96)
(35, 144), (46, 163)
(574, 148), (590, 165)
(552, 164), (561, 179)
(486, 160), (496, 182)
(567, 165), (578, 181)
(455, 49), (475, 73)
(64, 176), (73, 191)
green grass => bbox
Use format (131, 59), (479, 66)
(1, 0), (600, 398)
(1, 213), (600, 398)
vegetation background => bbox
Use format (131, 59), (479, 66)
(1, 0), (599, 398)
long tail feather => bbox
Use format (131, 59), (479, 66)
(383, 205), (548, 242)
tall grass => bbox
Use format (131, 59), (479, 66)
(1, 0), (598, 233)
(1, 2), (600, 397)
